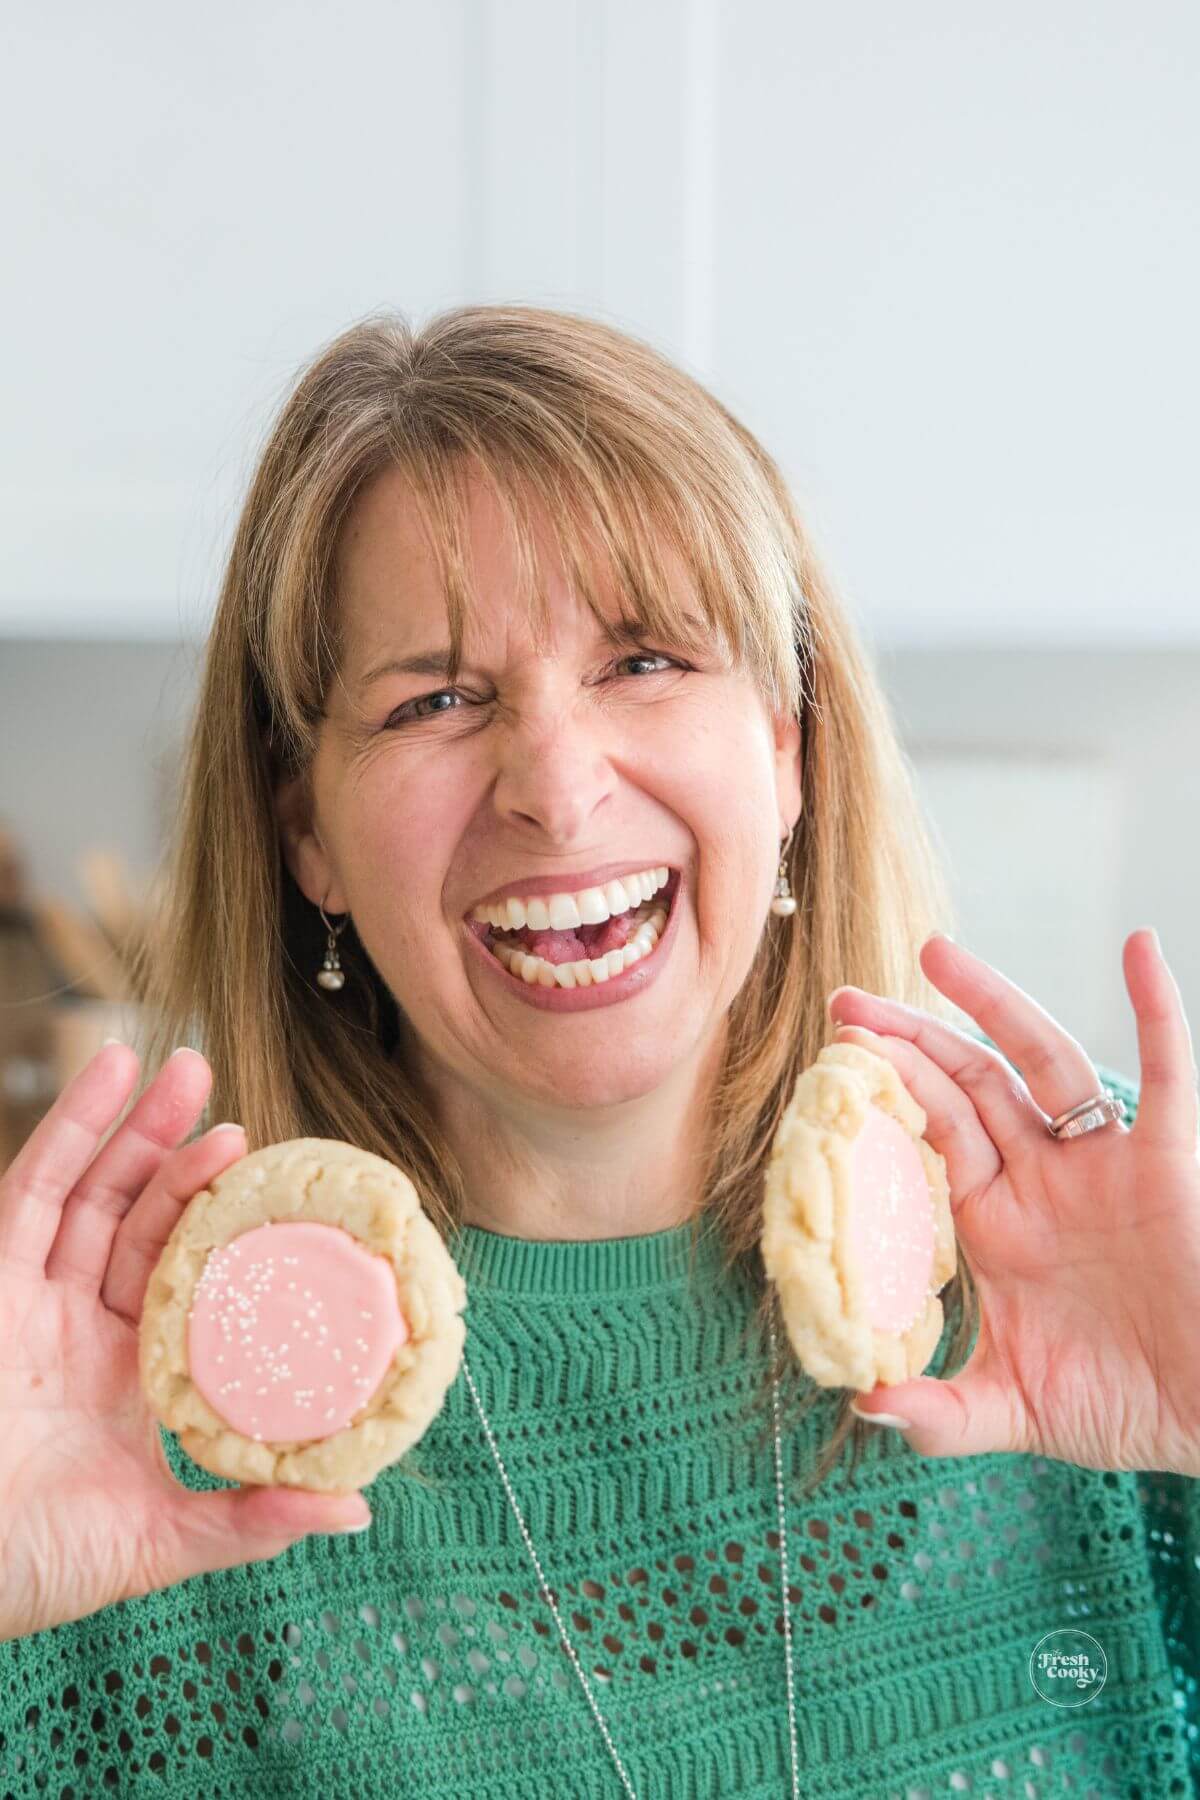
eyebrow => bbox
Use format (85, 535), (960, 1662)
(359, 649), (467, 686)
(356, 616), (687, 689)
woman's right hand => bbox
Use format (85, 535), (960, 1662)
(0, 1042), (372, 1643)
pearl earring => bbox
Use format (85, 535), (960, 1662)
(770, 827), (797, 917)
(316, 896), (350, 991)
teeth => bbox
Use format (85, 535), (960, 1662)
(576, 887), (609, 925)
(490, 905), (669, 987)
(548, 893), (580, 930)
(472, 864), (671, 932)
(602, 878), (633, 919)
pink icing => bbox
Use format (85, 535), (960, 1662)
(186, 1220), (408, 1444)
(846, 1103), (935, 1334)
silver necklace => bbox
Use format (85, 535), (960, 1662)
(459, 1311), (800, 1799)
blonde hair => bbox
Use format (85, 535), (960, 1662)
(132, 304), (977, 1496)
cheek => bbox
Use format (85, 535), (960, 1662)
(664, 711), (780, 945)
(330, 758), (470, 935)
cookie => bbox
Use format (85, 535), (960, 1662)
(139, 1138), (467, 1493)
(761, 1041), (956, 1391)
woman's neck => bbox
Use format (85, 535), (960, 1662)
(408, 1029), (726, 1242)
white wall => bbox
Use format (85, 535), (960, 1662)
(2, 1), (1197, 644)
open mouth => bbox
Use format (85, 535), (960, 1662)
(467, 868), (682, 990)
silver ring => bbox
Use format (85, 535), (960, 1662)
(1047, 1092), (1127, 1139)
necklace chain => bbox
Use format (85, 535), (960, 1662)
(459, 1311), (800, 1799)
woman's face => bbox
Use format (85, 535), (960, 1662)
(276, 465), (802, 1116)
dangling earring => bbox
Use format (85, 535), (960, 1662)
(316, 896), (350, 991)
(770, 827), (797, 917)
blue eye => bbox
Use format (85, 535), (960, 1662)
(618, 651), (677, 677)
(382, 651), (682, 729)
(384, 689), (463, 727)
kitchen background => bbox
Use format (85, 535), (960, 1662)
(2, 1), (1197, 1162)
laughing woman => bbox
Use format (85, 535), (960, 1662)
(1, 307), (1197, 1798)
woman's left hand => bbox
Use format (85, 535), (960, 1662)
(829, 928), (1200, 1477)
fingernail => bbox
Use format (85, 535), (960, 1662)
(826, 986), (850, 1020)
(331, 1516), (372, 1535)
(207, 1122), (244, 1137)
(850, 1401), (912, 1429)
(168, 1046), (196, 1060)
(102, 1037), (125, 1048)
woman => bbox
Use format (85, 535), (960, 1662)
(1, 306), (1196, 1798)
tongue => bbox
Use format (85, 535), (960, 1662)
(494, 912), (640, 966)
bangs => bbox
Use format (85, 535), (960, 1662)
(378, 436), (751, 694)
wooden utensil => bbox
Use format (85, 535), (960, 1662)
(78, 847), (145, 950)
(29, 898), (129, 1002)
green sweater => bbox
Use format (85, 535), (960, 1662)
(1, 1062), (1196, 1798)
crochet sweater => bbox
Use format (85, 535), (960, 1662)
(1, 1060), (1197, 1799)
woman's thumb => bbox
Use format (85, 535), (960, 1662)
(850, 1364), (1024, 1460)
(162, 1483), (372, 1585)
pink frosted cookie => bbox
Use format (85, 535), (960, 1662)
(761, 1042), (957, 1391)
(139, 1138), (466, 1493)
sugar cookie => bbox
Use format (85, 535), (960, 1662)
(761, 1042), (956, 1391)
(139, 1138), (467, 1493)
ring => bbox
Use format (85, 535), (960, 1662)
(1047, 1092), (1127, 1139)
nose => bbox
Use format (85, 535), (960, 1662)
(489, 681), (619, 841)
